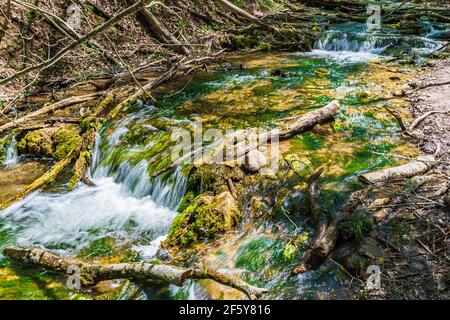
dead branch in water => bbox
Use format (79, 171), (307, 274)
(3, 246), (268, 300)
(359, 155), (436, 184)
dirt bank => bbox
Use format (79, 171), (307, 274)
(367, 58), (450, 300)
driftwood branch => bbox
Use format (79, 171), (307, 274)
(294, 168), (339, 273)
(410, 111), (449, 130)
(3, 246), (268, 300)
(359, 155), (436, 184)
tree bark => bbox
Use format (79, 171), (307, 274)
(3, 246), (268, 300)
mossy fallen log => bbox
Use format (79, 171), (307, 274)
(3, 246), (268, 300)
(358, 155), (436, 184)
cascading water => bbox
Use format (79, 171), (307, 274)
(311, 23), (442, 61)
(2, 136), (18, 166)
(0, 107), (187, 259)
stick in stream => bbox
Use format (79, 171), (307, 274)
(294, 168), (340, 273)
(3, 246), (268, 300)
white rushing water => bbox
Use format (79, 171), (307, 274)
(2, 136), (18, 166)
(0, 114), (186, 258)
(305, 25), (443, 62)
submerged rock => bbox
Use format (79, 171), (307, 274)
(165, 191), (241, 248)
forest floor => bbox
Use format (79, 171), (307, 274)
(367, 58), (450, 300)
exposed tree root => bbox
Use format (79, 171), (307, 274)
(3, 246), (268, 300)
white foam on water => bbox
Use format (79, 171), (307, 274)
(0, 177), (177, 252)
(300, 49), (381, 63)
(2, 136), (18, 166)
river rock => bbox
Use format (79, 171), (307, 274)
(243, 149), (267, 173)
(165, 191), (241, 247)
(332, 237), (385, 275)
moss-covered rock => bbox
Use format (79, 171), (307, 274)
(0, 138), (7, 163)
(18, 125), (81, 161)
(166, 191), (241, 248)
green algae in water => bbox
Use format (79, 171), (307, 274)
(236, 236), (287, 273)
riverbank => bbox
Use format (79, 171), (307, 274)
(361, 57), (450, 300)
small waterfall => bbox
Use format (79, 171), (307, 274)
(2, 136), (18, 166)
(315, 30), (439, 53)
(0, 112), (187, 255)
(314, 31), (400, 53)
(91, 130), (187, 210)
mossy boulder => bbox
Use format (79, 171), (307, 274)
(0, 138), (7, 163)
(18, 125), (81, 161)
(185, 164), (243, 195)
(166, 191), (241, 248)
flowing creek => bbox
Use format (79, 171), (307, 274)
(0, 23), (445, 299)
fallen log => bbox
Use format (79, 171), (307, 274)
(151, 100), (340, 177)
(0, 145), (80, 210)
(359, 155), (436, 184)
(3, 246), (268, 300)
(277, 100), (340, 140)
(0, 92), (102, 135)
